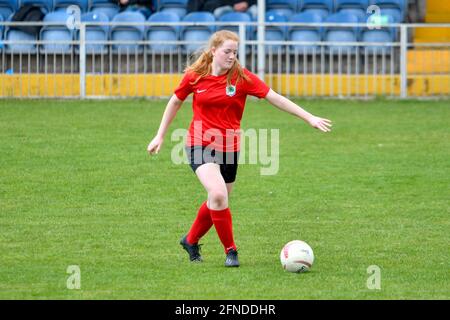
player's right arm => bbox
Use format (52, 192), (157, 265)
(147, 94), (184, 154)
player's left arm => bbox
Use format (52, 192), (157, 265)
(264, 89), (332, 133)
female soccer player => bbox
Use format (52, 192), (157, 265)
(147, 30), (332, 267)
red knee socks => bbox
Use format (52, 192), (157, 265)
(186, 201), (213, 245)
(187, 202), (237, 253)
(210, 207), (237, 253)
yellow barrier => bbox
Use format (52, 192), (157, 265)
(407, 50), (450, 74)
(0, 74), (80, 97)
(0, 73), (448, 97)
(85, 73), (184, 97)
(265, 74), (401, 96)
(425, 0), (450, 23)
(414, 27), (450, 43)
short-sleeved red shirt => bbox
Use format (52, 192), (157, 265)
(174, 68), (270, 152)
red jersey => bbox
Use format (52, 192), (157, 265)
(174, 68), (270, 152)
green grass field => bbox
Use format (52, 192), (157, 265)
(0, 98), (449, 299)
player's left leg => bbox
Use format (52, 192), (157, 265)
(186, 183), (234, 247)
(226, 182), (234, 196)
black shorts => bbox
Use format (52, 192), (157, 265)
(186, 146), (240, 183)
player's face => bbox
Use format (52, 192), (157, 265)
(212, 40), (238, 70)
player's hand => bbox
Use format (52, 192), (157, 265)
(307, 116), (332, 132)
(147, 136), (164, 155)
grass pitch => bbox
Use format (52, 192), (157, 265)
(0, 98), (449, 299)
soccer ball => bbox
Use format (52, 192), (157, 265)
(280, 240), (314, 273)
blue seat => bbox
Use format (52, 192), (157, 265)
(158, 0), (187, 19)
(371, 0), (406, 22)
(323, 12), (360, 54)
(288, 12), (323, 54)
(122, 3), (152, 18)
(337, 8), (366, 23)
(89, 0), (120, 21)
(110, 11), (146, 53)
(336, 0), (369, 10)
(375, 7), (402, 23)
(147, 11), (180, 53)
(0, 0), (18, 20)
(40, 11), (74, 54)
(78, 12), (109, 54)
(21, 0), (53, 14)
(378, 8), (402, 23)
(300, 0), (333, 19)
(265, 10), (287, 53)
(181, 11), (215, 54)
(3, 5), (38, 54)
(53, 0), (89, 13)
(5, 26), (38, 53)
(217, 12), (252, 40)
(336, 0), (368, 21)
(362, 14), (396, 55)
(266, 0), (298, 19)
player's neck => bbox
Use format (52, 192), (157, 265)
(211, 63), (229, 77)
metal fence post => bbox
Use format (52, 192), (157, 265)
(400, 24), (408, 98)
(238, 23), (246, 68)
(257, 1), (265, 80)
(79, 22), (86, 99)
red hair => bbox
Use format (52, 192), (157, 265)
(185, 30), (250, 87)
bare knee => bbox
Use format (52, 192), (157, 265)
(208, 189), (228, 210)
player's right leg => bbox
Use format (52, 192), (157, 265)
(195, 163), (239, 267)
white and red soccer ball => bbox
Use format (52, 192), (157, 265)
(280, 240), (314, 273)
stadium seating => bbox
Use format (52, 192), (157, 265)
(157, 0), (187, 19)
(362, 14), (396, 54)
(300, 0), (334, 19)
(89, 0), (120, 21)
(371, 0), (406, 23)
(217, 11), (253, 40)
(265, 10), (287, 52)
(110, 11), (146, 53)
(0, 0), (18, 20)
(266, 0), (298, 19)
(122, 2), (152, 18)
(78, 11), (109, 54)
(54, 0), (89, 13)
(147, 11), (180, 53)
(40, 11), (74, 53)
(323, 12), (360, 54)
(288, 11), (324, 54)
(181, 11), (215, 54)
(0, 0), (408, 57)
(21, 0), (53, 14)
(335, 0), (368, 21)
(5, 30), (38, 54)
(4, 24), (38, 53)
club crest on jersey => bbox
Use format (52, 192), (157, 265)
(226, 85), (236, 97)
